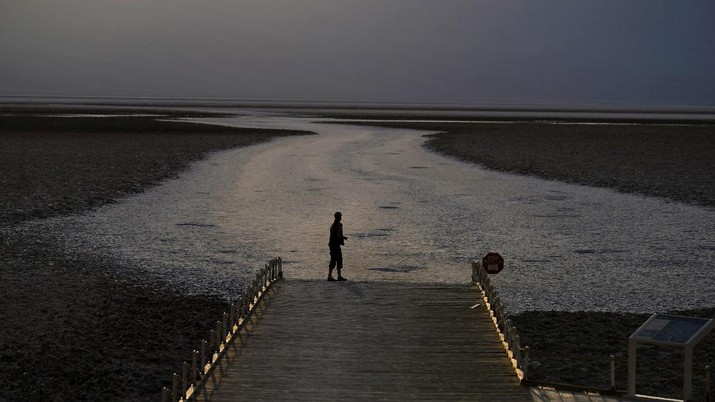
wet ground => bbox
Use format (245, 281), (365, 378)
(24, 115), (714, 314)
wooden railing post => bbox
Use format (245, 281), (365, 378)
(608, 354), (616, 390)
(513, 332), (521, 363)
(222, 312), (229, 339)
(235, 300), (243, 323)
(192, 350), (200, 384)
(200, 340), (208, 373)
(171, 373), (180, 402)
(231, 303), (238, 332)
(229, 303), (236, 329)
(181, 362), (190, 398)
(161, 387), (171, 402)
(706, 365), (711, 402)
(216, 321), (223, 348)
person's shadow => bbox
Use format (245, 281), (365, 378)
(336, 281), (365, 297)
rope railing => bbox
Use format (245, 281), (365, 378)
(471, 260), (530, 381)
(161, 257), (283, 402)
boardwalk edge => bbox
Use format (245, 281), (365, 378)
(161, 257), (284, 402)
(471, 260), (530, 383)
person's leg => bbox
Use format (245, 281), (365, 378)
(328, 248), (337, 280)
(336, 248), (346, 280)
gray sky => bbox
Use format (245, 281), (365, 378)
(1, 1), (714, 107)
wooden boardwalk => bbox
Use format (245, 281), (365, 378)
(195, 279), (532, 401)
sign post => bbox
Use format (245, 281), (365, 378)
(628, 313), (714, 400)
(482, 252), (504, 274)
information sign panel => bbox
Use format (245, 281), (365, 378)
(630, 314), (713, 346)
(628, 313), (714, 399)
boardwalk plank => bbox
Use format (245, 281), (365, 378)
(196, 280), (532, 401)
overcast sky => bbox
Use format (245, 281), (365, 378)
(1, 1), (714, 107)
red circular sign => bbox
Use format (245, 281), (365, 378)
(482, 252), (504, 274)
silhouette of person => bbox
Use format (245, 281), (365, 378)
(328, 211), (348, 281)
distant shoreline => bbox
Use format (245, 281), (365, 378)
(3, 98), (715, 124)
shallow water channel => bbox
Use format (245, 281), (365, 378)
(32, 115), (714, 313)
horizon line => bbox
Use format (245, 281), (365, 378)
(2, 94), (715, 114)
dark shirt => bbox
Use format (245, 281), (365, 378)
(329, 222), (345, 247)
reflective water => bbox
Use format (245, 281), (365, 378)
(27, 115), (714, 313)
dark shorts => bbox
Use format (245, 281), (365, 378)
(329, 246), (343, 269)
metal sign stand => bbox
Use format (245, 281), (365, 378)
(628, 313), (714, 400)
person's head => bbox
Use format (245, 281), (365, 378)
(334, 211), (342, 222)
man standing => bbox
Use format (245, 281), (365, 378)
(328, 211), (348, 281)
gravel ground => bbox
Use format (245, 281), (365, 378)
(1, 113), (712, 400)
(0, 115), (307, 227)
(368, 121), (714, 208)
(512, 309), (715, 400)
(0, 114), (311, 401)
(416, 121), (714, 400)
